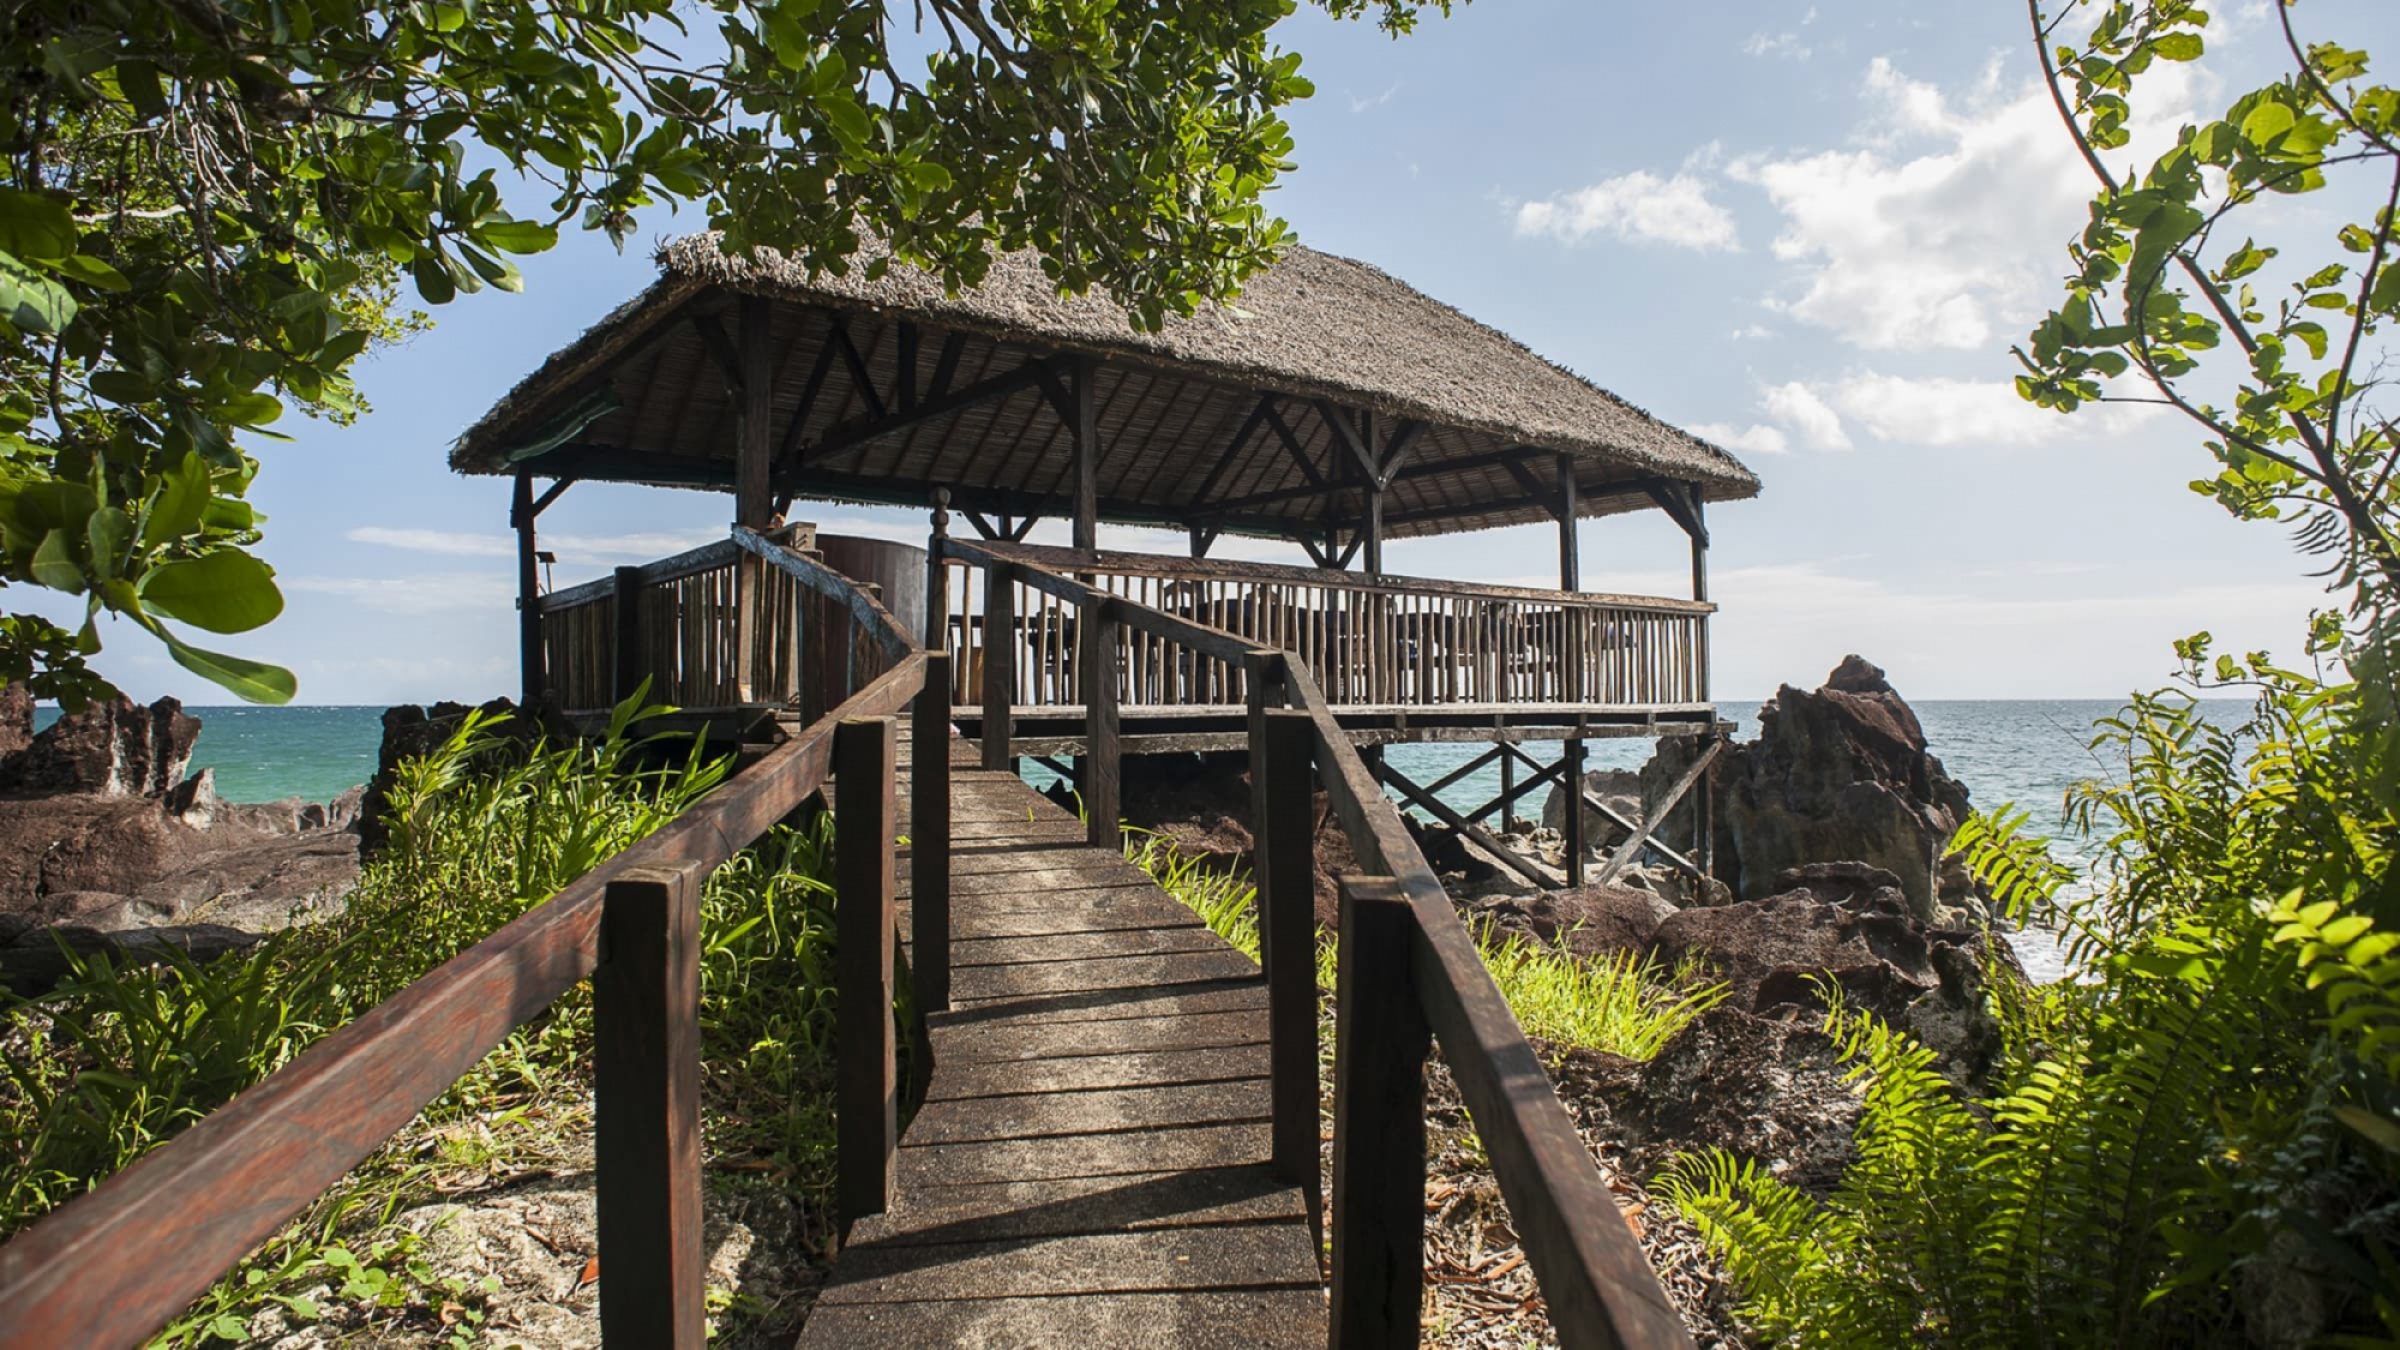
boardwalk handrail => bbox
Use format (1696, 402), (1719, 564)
(0, 540), (947, 1350)
(935, 533), (1693, 1349)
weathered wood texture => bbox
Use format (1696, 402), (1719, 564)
(799, 738), (1323, 1348)
(594, 863), (707, 1349)
(1332, 875), (1429, 1348)
(0, 653), (930, 1350)
(836, 717), (901, 1233)
(934, 536), (1711, 718)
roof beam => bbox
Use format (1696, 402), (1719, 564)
(926, 331), (967, 402)
(831, 319), (885, 421)
(1313, 398), (1377, 482)
(691, 313), (743, 391)
(1644, 480), (1709, 546)
(1203, 443), (1547, 518)
(790, 356), (1063, 478)
(1260, 402), (1325, 488)
(774, 312), (844, 467)
(1184, 394), (1276, 505)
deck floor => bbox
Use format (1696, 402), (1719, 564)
(793, 734), (1327, 1348)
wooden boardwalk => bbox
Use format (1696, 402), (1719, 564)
(795, 735), (1328, 1347)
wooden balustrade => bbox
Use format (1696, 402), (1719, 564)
(0, 546), (952, 1350)
(941, 538), (1698, 1350)
(933, 539), (1711, 715)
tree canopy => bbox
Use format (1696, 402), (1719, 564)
(0, 0), (1447, 704)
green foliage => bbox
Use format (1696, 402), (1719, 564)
(1474, 926), (1728, 1061)
(0, 0), (1452, 702)
(1123, 829), (1725, 1061)
(2018, 0), (2400, 603)
(0, 693), (869, 1341)
(1666, 655), (2400, 1346)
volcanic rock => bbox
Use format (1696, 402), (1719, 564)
(0, 692), (200, 797)
(1539, 766), (1642, 849)
(1652, 655), (1977, 920)
(1464, 883), (1676, 957)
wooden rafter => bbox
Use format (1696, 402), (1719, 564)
(926, 332), (967, 402)
(831, 319), (885, 421)
(1261, 402), (1326, 488)
(795, 357), (1062, 475)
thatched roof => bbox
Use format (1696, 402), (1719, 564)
(451, 234), (1760, 541)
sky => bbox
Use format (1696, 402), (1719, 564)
(35, 0), (2400, 705)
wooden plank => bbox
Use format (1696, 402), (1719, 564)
(980, 564), (1015, 770)
(948, 950), (1262, 1001)
(895, 1122), (1274, 1189)
(593, 863), (706, 1349)
(943, 982), (1270, 1025)
(925, 1046), (1272, 1101)
(842, 1167), (1300, 1246)
(817, 1226), (1318, 1305)
(909, 659), (952, 1013)
(799, 1287), (1326, 1349)
(836, 717), (899, 1234)
(949, 927), (1232, 966)
(904, 1080), (1269, 1145)
(1378, 757), (1562, 890)
(1331, 875), (1428, 1350)
(1259, 709), (1319, 1196)
(1083, 601), (1121, 848)
(928, 1010), (1267, 1063)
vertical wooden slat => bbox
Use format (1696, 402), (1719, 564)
(594, 861), (707, 1349)
(610, 567), (643, 705)
(1081, 599), (1120, 849)
(1259, 708), (1319, 1203)
(980, 568), (1015, 771)
(513, 472), (544, 707)
(1331, 874), (1427, 1349)
(912, 654), (953, 1013)
(836, 717), (898, 1234)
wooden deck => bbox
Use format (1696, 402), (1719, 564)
(795, 734), (1327, 1346)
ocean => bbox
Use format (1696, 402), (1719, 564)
(104, 699), (2244, 978)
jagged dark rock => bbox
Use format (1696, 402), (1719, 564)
(0, 921), (267, 997)
(1650, 655), (1978, 920)
(0, 691), (200, 798)
(1463, 883), (1676, 956)
(359, 698), (535, 852)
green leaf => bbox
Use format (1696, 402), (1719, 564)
(0, 188), (77, 262)
(157, 626), (297, 705)
(142, 453), (210, 549)
(139, 550), (284, 634)
(50, 253), (128, 291)
(31, 528), (83, 594)
(411, 253), (457, 305)
(477, 219), (558, 254)
(2151, 32), (2204, 61)
(2241, 101), (2296, 147)
(86, 507), (129, 579)
(0, 252), (78, 333)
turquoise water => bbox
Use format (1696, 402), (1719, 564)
(34, 704), (385, 805)
(43, 701), (2247, 871)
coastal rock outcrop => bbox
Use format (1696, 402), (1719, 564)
(0, 689), (368, 994)
(1655, 655), (1978, 920)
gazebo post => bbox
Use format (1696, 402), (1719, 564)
(1557, 453), (1585, 888)
(734, 295), (774, 703)
(1359, 410), (1384, 576)
(512, 470), (543, 708)
(1071, 354), (1099, 557)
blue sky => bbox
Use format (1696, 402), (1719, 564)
(38, 0), (2400, 705)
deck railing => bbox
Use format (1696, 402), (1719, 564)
(936, 540), (1712, 714)
(0, 533), (947, 1350)
(936, 534), (1695, 1349)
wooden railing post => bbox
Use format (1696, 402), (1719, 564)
(1258, 707), (1319, 1205)
(1331, 873), (1427, 1349)
(836, 717), (899, 1234)
(1081, 597), (1120, 848)
(610, 566), (644, 705)
(926, 493), (952, 652)
(595, 860), (707, 1349)
(980, 566), (1015, 771)
(911, 653), (952, 1013)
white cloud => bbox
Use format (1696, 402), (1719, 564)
(1725, 55), (2207, 350)
(1808, 371), (2161, 447)
(1514, 171), (1741, 252)
(1743, 31), (1810, 60)
(287, 574), (515, 615)
(1349, 82), (1401, 114)
(347, 525), (720, 567)
(1730, 323), (1776, 340)
(1760, 380), (1853, 449)
(1689, 422), (1791, 455)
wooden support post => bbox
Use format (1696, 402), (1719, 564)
(1563, 739), (1588, 889)
(1243, 651), (1285, 969)
(1555, 452), (1581, 593)
(980, 568), (1015, 772)
(1080, 599), (1120, 849)
(1499, 746), (1516, 832)
(1595, 739), (1722, 889)
(513, 472), (543, 707)
(1360, 410), (1384, 577)
(1258, 708), (1319, 1204)
(925, 491), (952, 652)
(595, 861), (706, 1350)
(912, 653), (953, 1013)
(1071, 355), (1099, 556)
(1689, 490), (1709, 603)
(610, 566), (643, 704)
(734, 296), (774, 702)
(835, 717), (898, 1235)
(1331, 874), (1427, 1349)
(1378, 759), (1561, 891)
